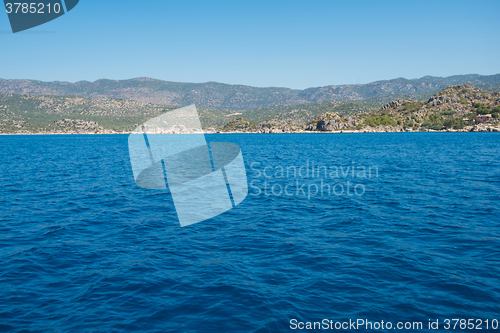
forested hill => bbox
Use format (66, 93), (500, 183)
(0, 74), (499, 110)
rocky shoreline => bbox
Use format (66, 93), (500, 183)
(4, 123), (500, 135)
(220, 123), (500, 134)
(2, 85), (499, 135)
(220, 84), (500, 134)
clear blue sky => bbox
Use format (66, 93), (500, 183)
(1, 0), (499, 89)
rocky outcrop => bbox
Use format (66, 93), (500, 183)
(470, 123), (500, 132)
(221, 118), (305, 133)
(54, 119), (103, 133)
(304, 85), (500, 134)
(427, 95), (459, 106)
(317, 119), (344, 131)
(255, 120), (305, 133)
(316, 118), (359, 131)
(382, 98), (417, 110)
(221, 118), (255, 132)
(314, 112), (360, 131)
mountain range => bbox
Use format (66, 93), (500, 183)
(1, 74), (499, 110)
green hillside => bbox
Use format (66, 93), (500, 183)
(1, 74), (499, 110)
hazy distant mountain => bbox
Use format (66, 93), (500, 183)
(0, 74), (499, 110)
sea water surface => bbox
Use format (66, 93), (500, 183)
(0, 133), (499, 332)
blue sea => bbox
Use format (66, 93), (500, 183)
(1, 133), (499, 332)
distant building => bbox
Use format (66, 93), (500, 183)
(476, 114), (492, 123)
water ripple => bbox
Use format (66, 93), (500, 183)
(0, 133), (499, 332)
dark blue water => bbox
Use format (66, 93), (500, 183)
(1, 133), (499, 332)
